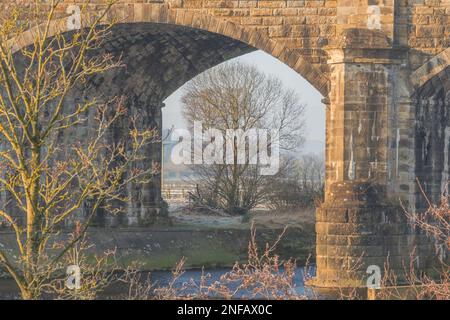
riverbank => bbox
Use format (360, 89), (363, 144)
(0, 209), (316, 299)
(0, 208), (316, 272)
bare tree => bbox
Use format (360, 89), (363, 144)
(0, 1), (158, 299)
(182, 62), (305, 215)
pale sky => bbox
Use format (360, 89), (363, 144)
(162, 50), (325, 155)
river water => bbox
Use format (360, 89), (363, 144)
(149, 265), (317, 298)
(0, 266), (319, 299)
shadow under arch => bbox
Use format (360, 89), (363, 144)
(412, 57), (450, 208)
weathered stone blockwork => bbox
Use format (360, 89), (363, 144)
(316, 181), (414, 287)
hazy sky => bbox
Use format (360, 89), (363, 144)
(162, 50), (326, 155)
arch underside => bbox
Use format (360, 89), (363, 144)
(10, 4), (330, 96)
(414, 65), (450, 209)
(80, 23), (255, 104)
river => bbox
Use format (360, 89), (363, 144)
(0, 266), (319, 300)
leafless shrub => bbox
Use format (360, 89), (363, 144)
(120, 224), (306, 300)
(43, 221), (119, 300)
(406, 181), (449, 255)
(374, 180), (450, 300)
(203, 225), (305, 300)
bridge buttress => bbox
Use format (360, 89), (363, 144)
(314, 29), (426, 287)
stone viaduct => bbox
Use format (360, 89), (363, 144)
(1, 0), (449, 287)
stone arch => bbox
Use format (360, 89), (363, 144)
(412, 48), (450, 207)
(410, 47), (450, 94)
(8, 4), (331, 227)
(59, 23), (258, 226)
(8, 3), (329, 96)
